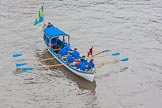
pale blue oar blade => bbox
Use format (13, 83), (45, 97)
(112, 52), (120, 56)
(23, 67), (34, 71)
(121, 58), (128, 61)
(16, 62), (27, 67)
(102, 50), (110, 53)
(12, 53), (23, 58)
(93, 49), (110, 57)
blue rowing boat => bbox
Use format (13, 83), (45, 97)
(43, 24), (95, 82)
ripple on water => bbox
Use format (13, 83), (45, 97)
(0, 0), (162, 108)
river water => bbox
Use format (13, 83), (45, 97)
(0, 0), (162, 108)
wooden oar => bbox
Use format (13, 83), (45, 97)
(16, 57), (55, 67)
(23, 64), (64, 71)
(22, 58), (128, 71)
(96, 60), (119, 66)
(96, 58), (128, 66)
(92, 50), (110, 57)
(12, 49), (60, 58)
(79, 50), (101, 53)
(94, 52), (120, 58)
(13, 48), (110, 58)
(12, 50), (48, 58)
(16, 51), (120, 67)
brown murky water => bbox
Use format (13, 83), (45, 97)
(0, 0), (162, 108)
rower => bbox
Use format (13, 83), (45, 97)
(47, 22), (54, 28)
(77, 58), (86, 71)
(64, 43), (72, 51)
(58, 47), (67, 57)
(66, 52), (74, 64)
(87, 59), (95, 70)
(81, 55), (88, 65)
(72, 55), (87, 67)
(51, 37), (59, 47)
(72, 48), (81, 59)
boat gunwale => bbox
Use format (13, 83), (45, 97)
(49, 47), (94, 75)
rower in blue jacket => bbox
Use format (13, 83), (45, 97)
(64, 43), (72, 51)
(81, 55), (88, 65)
(77, 59), (86, 71)
(72, 48), (81, 59)
(51, 37), (58, 46)
(66, 52), (74, 64)
(58, 48), (67, 57)
(87, 59), (95, 70)
(47, 22), (54, 28)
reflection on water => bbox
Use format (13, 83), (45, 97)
(35, 51), (97, 91)
(12, 50), (98, 107)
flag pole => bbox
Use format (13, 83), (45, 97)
(42, 1), (46, 29)
(91, 45), (93, 59)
